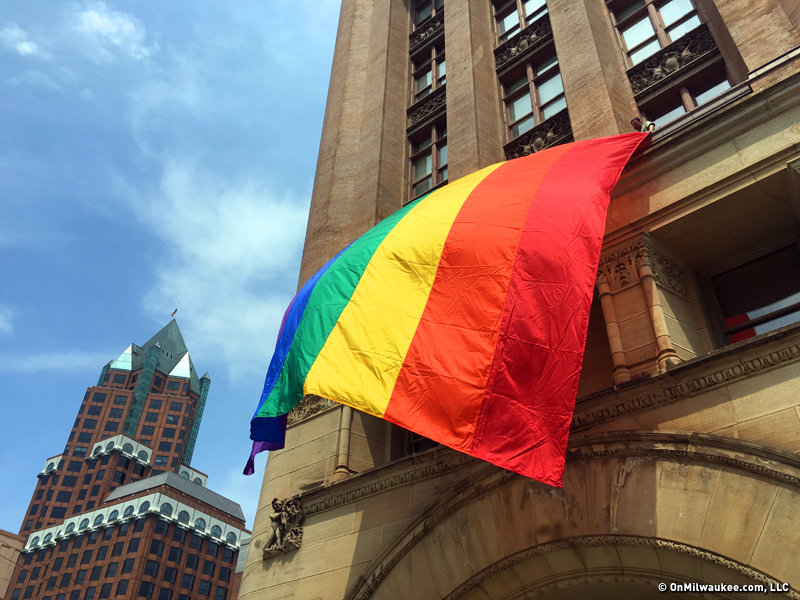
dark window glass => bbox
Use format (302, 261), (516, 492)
(172, 528), (186, 544)
(106, 561), (118, 576)
(100, 583), (112, 599)
(122, 558), (135, 573)
(77, 432), (92, 443)
(206, 542), (218, 558)
(56, 491), (72, 502)
(103, 527), (113, 540)
(166, 414), (179, 424)
(73, 537), (84, 549)
(154, 520), (169, 536)
(21, 587), (33, 600)
(202, 560), (215, 576)
(164, 567), (177, 583)
(89, 530), (99, 544)
(149, 398), (162, 409)
(169, 399), (181, 409)
(128, 538), (140, 552)
(84, 474), (92, 484)
(67, 553), (78, 567)
(54, 556), (64, 569)
(67, 460), (82, 472)
(104, 421), (119, 432)
(134, 518), (146, 532)
(113, 471), (125, 484)
(51, 507), (67, 519)
(186, 554), (199, 569)
(86, 587), (96, 600)
(133, 463), (146, 476)
(82, 549), (93, 564)
(93, 392), (107, 403)
(118, 522), (130, 536)
(114, 395), (128, 405)
(97, 545), (108, 559)
(87, 405), (102, 416)
(167, 381), (181, 392)
(69, 591), (79, 600)
(47, 575), (57, 590)
(168, 546), (182, 562)
(198, 580), (211, 597)
(86, 500), (95, 509)
(158, 441), (172, 452)
(144, 560), (159, 577)
(109, 408), (124, 418)
(145, 412), (159, 422)
(116, 580), (129, 595)
(190, 535), (202, 550)
(150, 539), (164, 556)
(61, 573), (71, 587)
(218, 567), (231, 583)
(162, 428), (176, 438)
(90, 484), (100, 497)
(112, 541), (123, 556)
(154, 455), (169, 466)
(154, 376), (163, 387)
(141, 425), (155, 436)
(91, 566), (102, 580)
(78, 489), (87, 500)
(112, 374), (126, 383)
(138, 581), (154, 599)
(214, 587), (227, 600)
(180, 573), (194, 590)
(17, 570), (26, 583)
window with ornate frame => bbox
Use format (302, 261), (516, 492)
(413, 0), (443, 28)
(500, 51), (565, 141)
(409, 120), (447, 201)
(493, 0), (548, 43)
(411, 42), (445, 103)
(609, 0), (734, 126)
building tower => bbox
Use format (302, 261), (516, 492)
(241, 1), (800, 597)
(7, 321), (247, 600)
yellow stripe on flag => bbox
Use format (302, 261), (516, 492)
(304, 164), (503, 417)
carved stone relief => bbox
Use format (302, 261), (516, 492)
(287, 395), (338, 427)
(409, 12), (444, 55)
(263, 497), (304, 559)
(597, 234), (686, 296)
(503, 109), (572, 160)
(494, 15), (553, 72)
(407, 85), (446, 128)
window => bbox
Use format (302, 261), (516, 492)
(51, 506), (67, 519)
(218, 567), (231, 583)
(93, 392), (107, 403)
(113, 374), (126, 383)
(500, 52), (565, 140)
(494, 0), (548, 42)
(82, 549), (93, 564)
(163, 428), (176, 438)
(158, 441), (172, 452)
(198, 581), (211, 597)
(114, 395), (128, 405)
(190, 534), (203, 550)
(154, 455), (169, 466)
(91, 566), (102, 580)
(116, 580), (129, 595)
(214, 587), (227, 600)
(78, 432), (92, 443)
(138, 581), (154, 599)
(96, 469), (105, 481)
(181, 574), (195, 590)
(73, 446), (88, 457)
(122, 558), (135, 573)
(145, 412), (159, 422)
(167, 381), (180, 392)
(109, 407), (124, 418)
(90, 484), (100, 497)
(100, 583), (112, 599)
(202, 560), (215, 576)
(47, 575), (57, 590)
(154, 376), (163, 387)
(128, 538), (140, 552)
(711, 246), (800, 343)
(164, 567), (177, 583)
(166, 414), (179, 424)
(173, 528), (186, 543)
(67, 460), (82, 472)
(170, 401), (182, 411)
(144, 560), (159, 577)
(222, 548), (234, 563)
(158, 589), (173, 600)
(67, 553), (78, 567)
(155, 519), (170, 535)
(106, 562), (118, 576)
(411, 43), (445, 103)
(150, 539), (165, 556)
(409, 122), (447, 200)
(610, 0), (700, 66)
(168, 546), (183, 562)
(186, 554), (199, 569)
(413, 0), (443, 27)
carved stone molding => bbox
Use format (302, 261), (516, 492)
(494, 15), (552, 72)
(572, 332), (800, 430)
(597, 234), (686, 296)
(287, 395), (338, 427)
(407, 85), (446, 129)
(628, 23), (720, 99)
(409, 12), (444, 55)
(503, 109), (572, 160)
(445, 535), (798, 600)
(305, 448), (477, 517)
(262, 497), (304, 559)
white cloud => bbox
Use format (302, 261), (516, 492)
(0, 305), (13, 335)
(0, 22), (49, 58)
(0, 350), (112, 374)
(119, 160), (308, 382)
(74, 2), (156, 62)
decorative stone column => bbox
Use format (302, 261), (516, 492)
(596, 233), (684, 382)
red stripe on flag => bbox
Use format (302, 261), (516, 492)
(385, 145), (572, 450)
(471, 134), (646, 485)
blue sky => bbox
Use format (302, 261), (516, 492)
(0, 1), (340, 533)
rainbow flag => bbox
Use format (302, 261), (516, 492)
(246, 133), (647, 486)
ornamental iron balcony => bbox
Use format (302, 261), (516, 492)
(627, 23), (720, 100)
(503, 108), (572, 160)
(407, 84), (446, 132)
(494, 14), (553, 72)
(410, 11), (444, 55)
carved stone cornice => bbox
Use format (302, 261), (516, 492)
(445, 535), (799, 600)
(409, 12), (444, 55)
(572, 326), (800, 430)
(287, 395), (338, 427)
(494, 14), (553, 72)
(628, 23), (720, 99)
(407, 85), (446, 130)
(262, 497), (304, 559)
(503, 108), (572, 159)
(596, 234), (686, 295)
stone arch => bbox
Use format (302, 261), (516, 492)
(345, 432), (800, 600)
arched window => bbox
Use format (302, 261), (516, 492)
(178, 511), (190, 525)
(93, 446), (102, 456)
(160, 503), (173, 517)
(226, 532), (237, 545)
(44, 533), (53, 543)
(105, 441), (115, 452)
(211, 525), (222, 538)
(46, 462), (55, 472)
(122, 443), (134, 454)
(31, 536), (40, 546)
(79, 519), (90, 530)
(193, 477), (202, 485)
(65, 523), (75, 533)
(138, 501), (150, 514)
(109, 510), (120, 521)
(194, 518), (206, 532)
(93, 514), (104, 526)
(179, 471), (190, 479)
(137, 450), (149, 462)
(123, 505), (135, 518)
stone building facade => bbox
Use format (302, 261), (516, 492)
(241, 0), (800, 598)
(6, 322), (247, 600)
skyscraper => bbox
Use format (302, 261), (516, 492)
(242, 0), (800, 597)
(7, 321), (247, 600)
